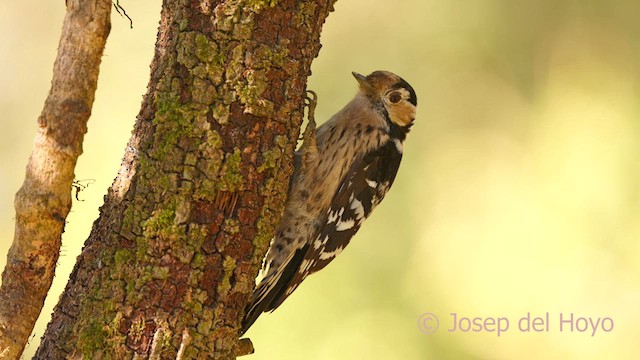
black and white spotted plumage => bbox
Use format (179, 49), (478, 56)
(241, 70), (417, 334)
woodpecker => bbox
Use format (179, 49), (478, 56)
(241, 70), (417, 334)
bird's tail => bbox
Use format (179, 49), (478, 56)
(240, 244), (310, 334)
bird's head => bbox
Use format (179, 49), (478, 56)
(352, 70), (417, 130)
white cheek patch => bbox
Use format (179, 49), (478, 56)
(385, 89), (416, 127)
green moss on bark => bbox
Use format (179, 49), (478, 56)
(36, 0), (336, 357)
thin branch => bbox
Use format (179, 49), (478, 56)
(0, 0), (112, 358)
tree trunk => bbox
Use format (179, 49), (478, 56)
(34, 0), (335, 358)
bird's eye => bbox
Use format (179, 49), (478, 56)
(388, 92), (402, 103)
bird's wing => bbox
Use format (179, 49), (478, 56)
(241, 140), (402, 333)
(269, 139), (403, 309)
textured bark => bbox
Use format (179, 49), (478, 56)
(0, 0), (112, 358)
(35, 0), (335, 359)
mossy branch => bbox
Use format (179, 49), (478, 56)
(33, 0), (336, 358)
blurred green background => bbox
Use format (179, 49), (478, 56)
(2, 1), (639, 359)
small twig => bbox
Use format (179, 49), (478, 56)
(113, 0), (133, 29)
(72, 179), (96, 201)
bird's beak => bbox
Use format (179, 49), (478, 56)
(352, 71), (372, 92)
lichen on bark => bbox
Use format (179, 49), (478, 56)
(34, 0), (335, 359)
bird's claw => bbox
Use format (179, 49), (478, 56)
(300, 90), (318, 143)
